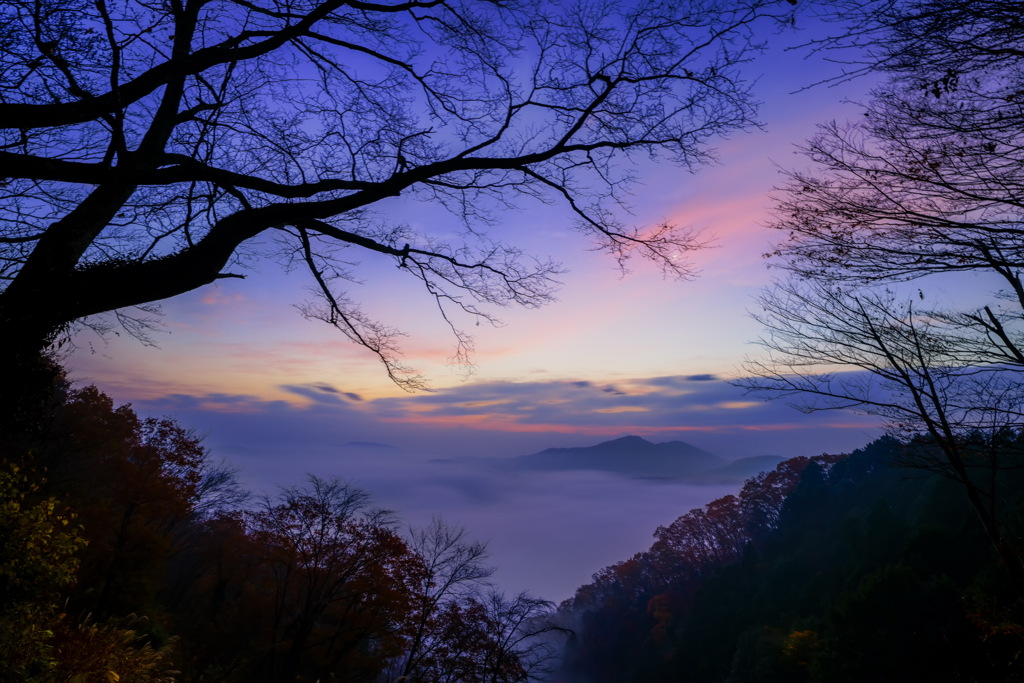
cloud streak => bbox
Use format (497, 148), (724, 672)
(134, 373), (880, 462)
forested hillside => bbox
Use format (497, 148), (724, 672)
(5, 363), (1024, 681)
(554, 438), (1024, 682)
(0, 364), (557, 682)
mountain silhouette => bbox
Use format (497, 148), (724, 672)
(687, 454), (786, 482)
(342, 441), (398, 449)
(510, 435), (731, 478)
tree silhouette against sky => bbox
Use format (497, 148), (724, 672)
(743, 0), (1024, 591)
(0, 0), (797, 388)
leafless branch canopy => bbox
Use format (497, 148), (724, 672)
(751, 0), (1024, 431)
(0, 0), (795, 386)
(742, 281), (1024, 435)
(740, 2), (1024, 584)
(803, 0), (1024, 86)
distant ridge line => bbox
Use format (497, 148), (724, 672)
(509, 435), (784, 481)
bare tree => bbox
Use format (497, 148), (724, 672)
(748, 40), (1024, 425)
(247, 475), (423, 682)
(740, 0), (1024, 588)
(396, 517), (493, 680)
(741, 281), (1024, 575)
(0, 0), (796, 389)
(389, 587), (561, 683)
(808, 0), (1024, 87)
(476, 589), (562, 683)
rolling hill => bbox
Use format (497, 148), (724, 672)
(508, 435), (781, 480)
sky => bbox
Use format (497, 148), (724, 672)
(64, 13), (890, 602)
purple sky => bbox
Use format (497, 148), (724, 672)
(64, 17), (892, 601)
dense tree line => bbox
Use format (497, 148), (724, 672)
(553, 437), (1024, 682)
(0, 364), (557, 682)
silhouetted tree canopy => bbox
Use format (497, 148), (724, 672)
(812, 0), (1024, 86)
(0, 0), (797, 388)
(739, 0), (1024, 591)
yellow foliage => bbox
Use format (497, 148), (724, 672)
(0, 460), (85, 677)
(783, 629), (821, 667)
(51, 616), (178, 683)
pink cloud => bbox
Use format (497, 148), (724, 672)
(200, 289), (246, 306)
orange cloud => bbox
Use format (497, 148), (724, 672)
(377, 410), (868, 437)
(457, 399), (513, 409)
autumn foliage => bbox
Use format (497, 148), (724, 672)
(0, 369), (557, 682)
(6, 365), (1024, 681)
(553, 438), (1024, 682)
